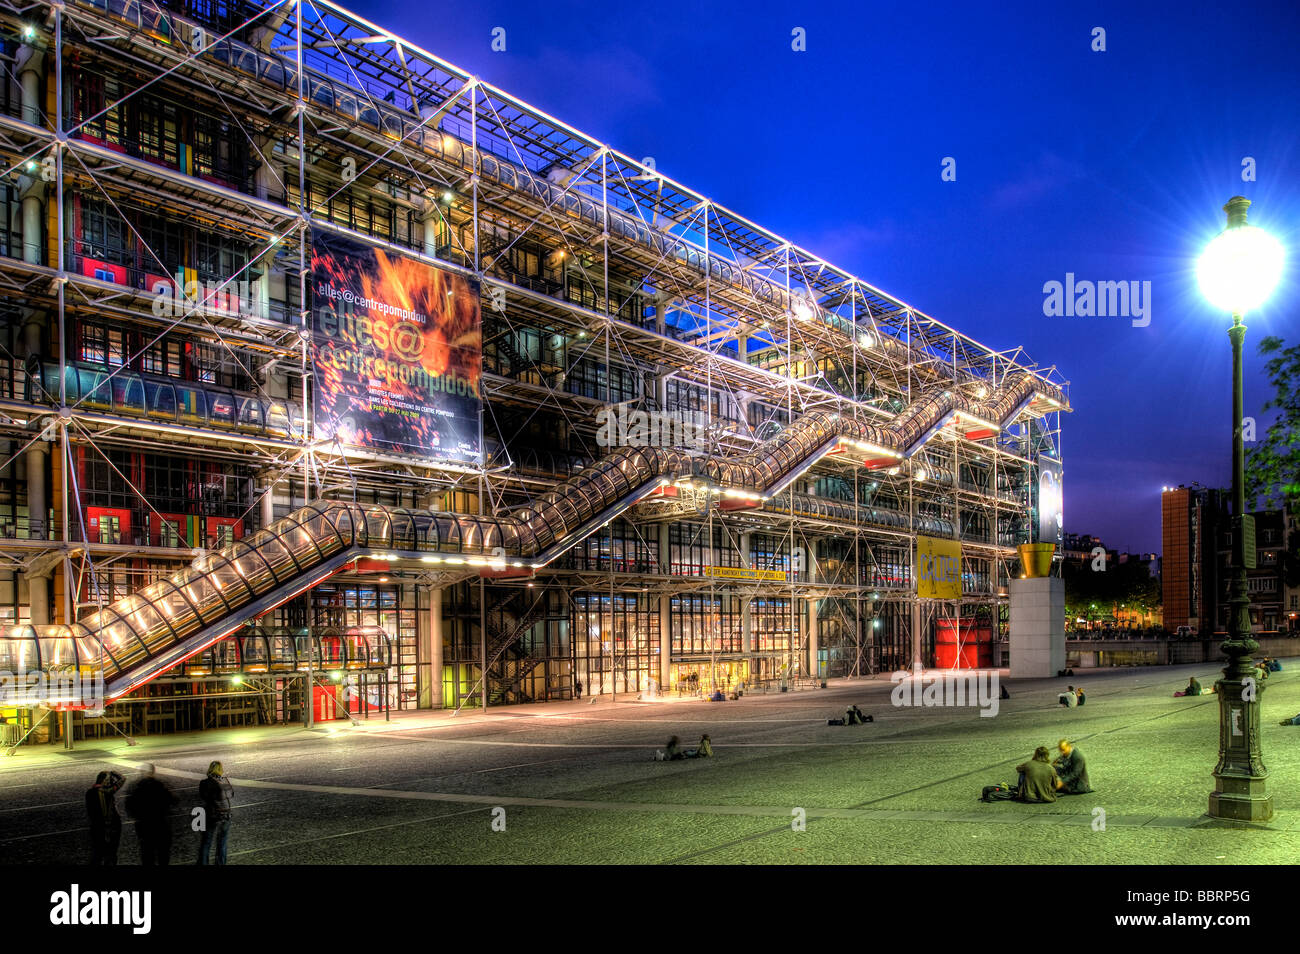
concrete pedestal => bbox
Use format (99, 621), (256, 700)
(1009, 577), (1065, 679)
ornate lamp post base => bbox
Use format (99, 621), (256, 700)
(1208, 698), (1273, 821)
(1208, 641), (1272, 821)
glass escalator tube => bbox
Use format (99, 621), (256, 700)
(43, 366), (1066, 695)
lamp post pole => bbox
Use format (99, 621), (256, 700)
(1207, 196), (1271, 822)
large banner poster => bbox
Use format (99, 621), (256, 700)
(310, 229), (482, 464)
(917, 535), (962, 600)
(1037, 457), (1063, 546)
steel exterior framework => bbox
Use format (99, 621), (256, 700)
(0, 0), (1068, 710)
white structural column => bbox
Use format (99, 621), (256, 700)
(658, 593), (672, 693)
(739, 531), (752, 657)
(259, 477), (276, 529)
(1009, 577), (1066, 678)
(804, 544), (818, 680)
(910, 600), (923, 671)
(420, 585), (444, 709)
(26, 441), (48, 542)
(658, 527), (672, 690)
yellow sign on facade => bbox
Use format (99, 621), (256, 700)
(707, 566), (788, 582)
(916, 535), (961, 599)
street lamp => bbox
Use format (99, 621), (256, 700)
(1198, 196), (1284, 822)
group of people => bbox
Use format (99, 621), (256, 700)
(1057, 685), (1086, 707)
(1175, 658), (1282, 698)
(655, 734), (712, 761)
(981, 739), (1092, 803)
(828, 705), (873, 726)
(85, 760), (235, 865)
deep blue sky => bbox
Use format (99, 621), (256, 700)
(347, 0), (1300, 554)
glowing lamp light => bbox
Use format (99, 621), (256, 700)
(1198, 219), (1284, 314)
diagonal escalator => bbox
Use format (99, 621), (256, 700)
(0, 372), (1065, 705)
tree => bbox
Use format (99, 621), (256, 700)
(1245, 336), (1300, 598)
(1245, 336), (1300, 509)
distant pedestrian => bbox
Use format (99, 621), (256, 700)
(197, 761), (234, 865)
(126, 763), (178, 865)
(574, 679), (583, 700)
(86, 770), (125, 865)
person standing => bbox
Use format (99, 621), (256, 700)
(85, 770), (125, 865)
(126, 763), (178, 865)
(1053, 739), (1093, 794)
(197, 760), (234, 865)
(574, 678), (583, 700)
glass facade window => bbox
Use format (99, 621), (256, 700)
(671, 594), (741, 656)
(310, 582), (416, 709)
(79, 323), (125, 367)
(669, 522), (742, 576)
(572, 592), (657, 695)
(568, 522), (658, 573)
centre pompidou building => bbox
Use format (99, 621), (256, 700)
(0, 0), (1068, 743)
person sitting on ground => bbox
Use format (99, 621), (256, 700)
(1074, 687), (1086, 707)
(1175, 676), (1202, 697)
(1058, 685), (1077, 708)
(1015, 747), (1060, 803)
(1052, 739), (1092, 794)
(1000, 685), (1011, 700)
(844, 705), (872, 725)
(1267, 658), (1282, 672)
(1280, 713), (1300, 726)
(686, 734), (713, 758)
(663, 735), (685, 761)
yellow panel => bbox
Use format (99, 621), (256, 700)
(917, 535), (961, 600)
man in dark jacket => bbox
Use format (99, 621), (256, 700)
(125, 763), (178, 865)
(197, 760), (235, 865)
(1053, 739), (1092, 794)
(1015, 747), (1059, 803)
(85, 770), (125, 865)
